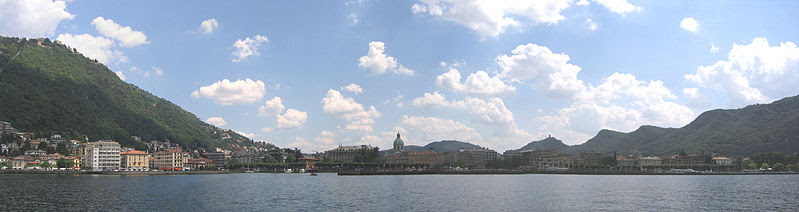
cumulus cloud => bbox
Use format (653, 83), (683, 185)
(200, 18), (218, 34)
(258, 96), (286, 116)
(234, 130), (256, 139)
(91, 17), (149, 47)
(276, 108), (307, 128)
(683, 87), (712, 109)
(358, 41), (415, 76)
(153, 67), (164, 77)
(191, 78), (266, 105)
(576, 0), (590, 6)
(595, 0), (641, 15)
(585, 18), (597, 31)
(710, 43), (719, 54)
(411, 0), (571, 37)
(322, 89), (381, 132)
(232, 34), (269, 62)
(115, 71), (126, 81)
(341, 83), (364, 94)
(680, 17), (698, 32)
(206, 117), (227, 127)
(56, 33), (127, 64)
(497, 43), (585, 98)
(685, 37), (799, 107)
(436, 68), (516, 95)
(0, 0), (74, 37)
(540, 73), (695, 145)
(400, 115), (483, 143)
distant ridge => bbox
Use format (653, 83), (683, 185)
(556, 95), (799, 156)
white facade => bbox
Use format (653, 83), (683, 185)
(82, 141), (121, 171)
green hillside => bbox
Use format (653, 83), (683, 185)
(564, 95), (799, 156)
(0, 37), (252, 150)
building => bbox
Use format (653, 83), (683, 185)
(323, 145), (378, 162)
(187, 158), (213, 170)
(393, 132), (404, 152)
(154, 149), (188, 171)
(502, 150), (523, 160)
(713, 157), (734, 165)
(207, 151), (227, 168)
(523, 149), (572, 169)
(10, 156), (35, 169)
(80, 141), (121, 171)
(442, 148), (498, 168)
(579, 152), (602, 166)
(121, 150), (150, 171)
(638, 156), (663, 167)
(24, 150), (47, 156)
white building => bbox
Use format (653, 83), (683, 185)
(639, 156), (663, 166)
(81, 140), (121, 171)
(713, 157), (733, 166)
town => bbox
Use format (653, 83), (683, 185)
(1, 121), (797, 175)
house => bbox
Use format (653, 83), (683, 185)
(713, 157), (734, 166)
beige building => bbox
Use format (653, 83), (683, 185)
(80, 140), (121, 171)
(154, 150), (188, 171)
(639, 156), (663, 167)
(121, 150), (150, 171)
(713, 157), (734, 165)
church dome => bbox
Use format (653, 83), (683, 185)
(393, 132), (404, 150)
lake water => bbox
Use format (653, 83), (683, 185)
(0, 173), (797, 211)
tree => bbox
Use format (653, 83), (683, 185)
(37, 141), (49, 151)
(773, 162), (785, 171)
(760, 163), (770, 170)
(40, 161), (53, 169)
(56, 158), (74, 168)
(747, 163), (758, 170)
(56, 142), (69, 155)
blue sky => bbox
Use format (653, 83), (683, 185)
(2, 0), (798, 152)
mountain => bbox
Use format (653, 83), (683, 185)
(0, 37), (253, 150)
(517, 136), (569, 152)
(565, 95), (799, 156)
(380, 140), (483, 156)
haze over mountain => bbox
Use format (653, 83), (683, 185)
(0, 37), (252, 150)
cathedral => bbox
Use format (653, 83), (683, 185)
(393, 132), (404, 152)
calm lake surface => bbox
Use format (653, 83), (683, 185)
(1, 173), (797, 211)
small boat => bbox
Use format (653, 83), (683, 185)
(285, 168), (293, 173)
(310, 172), (317, 176)
(245, 170), (254, 173)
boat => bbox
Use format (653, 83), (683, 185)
(310, 172), (317, 176)
(298, 169), (306, 173)
(285, 168), (293, 173)
(244, 170), (254, 173)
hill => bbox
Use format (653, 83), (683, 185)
(517, 136), (569, 152)
(564, 95), (799, 156)
(380, 140), (483, 156)
(0, 37), (253, 150)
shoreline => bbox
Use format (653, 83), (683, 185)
(0, 170), (231, 175)
(337, 170), (799, 176)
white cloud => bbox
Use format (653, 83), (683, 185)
(540, 72), (695, 145)
(91, 17), (149, 47)
(595, 0), (641, 15)
(358, 41), (415, 76)
(683, 87), (712, 109)
(153, 67), (164, 77)
(386, 95), (405, 108)
(0, 0), (74, 37)
(436, 68), (516, 95)
(56, 33), (127, 64)
(710, 43), (719, 54)
(585, 18), (597, 31)
(400, 115), (483, 143)
(341, 83), (364, 94)
(321, 89), (381, 132)
(348, 13), (359, 24)
(232, 34), (269, 62)
(115, 71), (126, 81)
(411, 0), (572, 37)
(200, 18), (218, 34)
(234, 130), (256, 139)
(191, 78), (266, 105)
(276, 108), (307, 128)
(685, 37), (799, 107)
(497, 43), (585, 98)
(206, 117), (227, 127)
(258, 97), (286, 116)
(680, 17), (698, 32)
(576, 0), (590, 6)
(411, 91), (461, 108)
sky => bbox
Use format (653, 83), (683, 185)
(1, 0), (798, 153)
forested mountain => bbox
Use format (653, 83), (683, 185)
(0, 37), (252, 150)
(560, 95), (799, 156)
